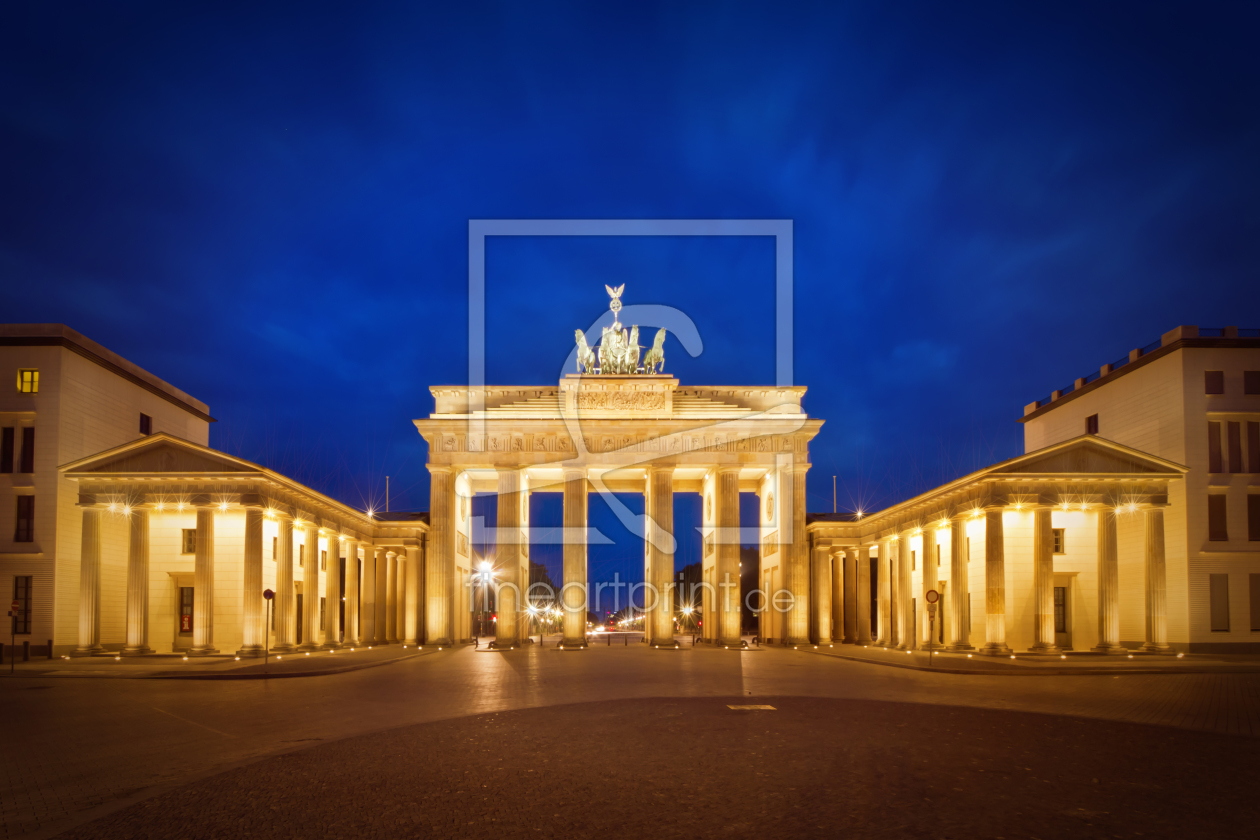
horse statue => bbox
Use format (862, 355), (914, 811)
(642, 328), (666, 373)
(625, 325), (640, 373)
(574, 329), (597, 374)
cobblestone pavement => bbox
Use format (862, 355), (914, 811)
(53, 696), (1259, 840)
(4, 643), (1260, 839)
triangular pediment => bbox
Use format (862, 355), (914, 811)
(61, 434), (261, 475)
(994, 436), (1185, 477)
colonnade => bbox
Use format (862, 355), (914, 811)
(811, 505), (1172, 654)
(73, 499), (421, 657)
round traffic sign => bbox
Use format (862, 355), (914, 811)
(925, 589), (940, 604)
(263, 589), (275, 600)
(10, 600), (19, 611)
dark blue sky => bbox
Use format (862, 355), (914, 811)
(3, 2), (1258, 584)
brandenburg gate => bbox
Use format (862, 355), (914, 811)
(414, 286), (823, 649)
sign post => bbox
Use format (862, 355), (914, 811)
(263, 589), (275, 675)
(925, 589), (940, 668)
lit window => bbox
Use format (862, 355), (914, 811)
(321, 549), (327, 571)
(1052, 528), (1065, 554)
(16, 369), (38, 394)
(182, 529), (197, 554)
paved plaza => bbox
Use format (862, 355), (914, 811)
(4, 643), (1260, 839)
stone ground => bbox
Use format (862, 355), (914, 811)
(4, 641), (1260, 839)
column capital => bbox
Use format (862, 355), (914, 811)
(428, 464), (456, 476)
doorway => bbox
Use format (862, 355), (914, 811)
(1053, 586), (1071, 649)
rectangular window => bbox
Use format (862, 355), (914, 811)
(139, 413), (152, 435)
(1086, 414), (1099, 435)
(966, 537), (970, 563)
(320, 596), (326, 631)
(1245, 371), (1260, 395)
(1208, 495), (1229, 542)
(1205, 370), (1225, 395)
(1210, 574), (1230, 632)
(272, 536), (277, 559)
(936, 544), (941, 566)
(1208, 422), (1222, 473)
(321, 549), (327, 571)
(181, 529), (196, 554)
(911, 550), (916, 572)
(14, 496), (34, 542)
(299, 544), (304, 567)
(1249, 496), (1260, 542)
(1251, 575), (1260, 632)
(16, 369), (38, 393)
(1249, 422), (1260, 474)
(0, 427), (12, 473)
(1228, 421), (1243, 473)
(19, 427), (33, 473)
(1052, 528), (1065, 554)
(179, 587), (194, 634)
(1053, 586), (1066, 633)
(12, 575), (32, 635)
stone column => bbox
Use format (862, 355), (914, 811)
(979, 509), (1012, 655)
(189, 506), (219, 655)
(921, 525), (939, 650)
(322, 533), (342, 649)
(855, 545), (872, 644)
(238, 507), (266, 656)
(75, 507), (104, 655)
(1030, 508), (1058, 653)
(375, 547), (389, 643)
(842, 550), (857, 643)
(404, 543), (423, 646)
(896, 533), (914, 650)
(783, 466), (810, 646)
(342, 541), (357, 649)
(495, 468), (522, 648)
(361, 546), (378, 645)
(946, 517), (973, 651)
(1093, 508), (1125, 653)
(829, 547), (844, 644)
(888, 540), (900, 647)
(426, 466), (454, 645)
(122, 509), (152, 655)
(388, 552), (400, 643)
(715, 466), (743, 646)
(1142, 507), (1171, 652)
(647, 464), (676, 646)
(875, 540), (892, 645)
(271, 515), (296, 652)
(811, 542), (831, 644)
(562, 468), (588, 648)
(299, 523), (322, 650)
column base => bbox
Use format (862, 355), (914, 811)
(1091, 643), (1128, 655)
(1140, 642), (1174, 654)
(856, 636), (872, 646)
(422, 638), (448, 647)
(873, 637), (891, 647)
(70, 645), (105, 657)
(186, 646), (220, 656)
(1028, 642), (1060, 654)
(269, 643), (298, 654)
(119, 646), (154, 656)
(977, 643), (1013, 656)
(235, 646), (267, 658)
(944, 643), (974, 652)
(296, 642), (322, 652)
(321, 640), (344, 650)
(651, 638), (680, 649)
(559, 637), (587, 650)
(401, 638), (419, 647)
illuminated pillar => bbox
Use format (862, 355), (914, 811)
(298, 522), (322, 650)
(562, 468), (588, 648)
(387, 551), (400, 643)
(829, 547), (843, 644)
(272, 514), (296, 653)
(1142, 507), (1171, 652)
(811, 542), (831, 644)
(361, 546), (378, 645)
(1093, 508), (1125, 654)
(74, 506), (104, 656)
(875, 539), (892, 646)
(404, 543), (423, 646)
(189, 506), (219, 655)
(1030, 508), (1058, 653)
(374, 547), (389, 644)
(946, 517), (973, 651)
(842, 549), (857, 643)
(322, 533), (342, 649)
(920, 524), (939, 649)
(495, 467), (522, 648)
(715, 466), (743, 646)
(979, 509), (1012, 655)
(647, 464), (676, 647)
(855, 545), (872, 644)
(122, 509), (152, 655)
(237, 507), (266, 656)
(782, 465), (810, 646)
(896, 531), (915, 650)
(343, 539), (360, 646)
(426, 466), (454, 645)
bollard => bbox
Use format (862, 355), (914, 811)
(623, 633), (627, 646)
(22, 641), (30, 662)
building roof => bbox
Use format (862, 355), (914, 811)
(0, 323), (213, 422)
